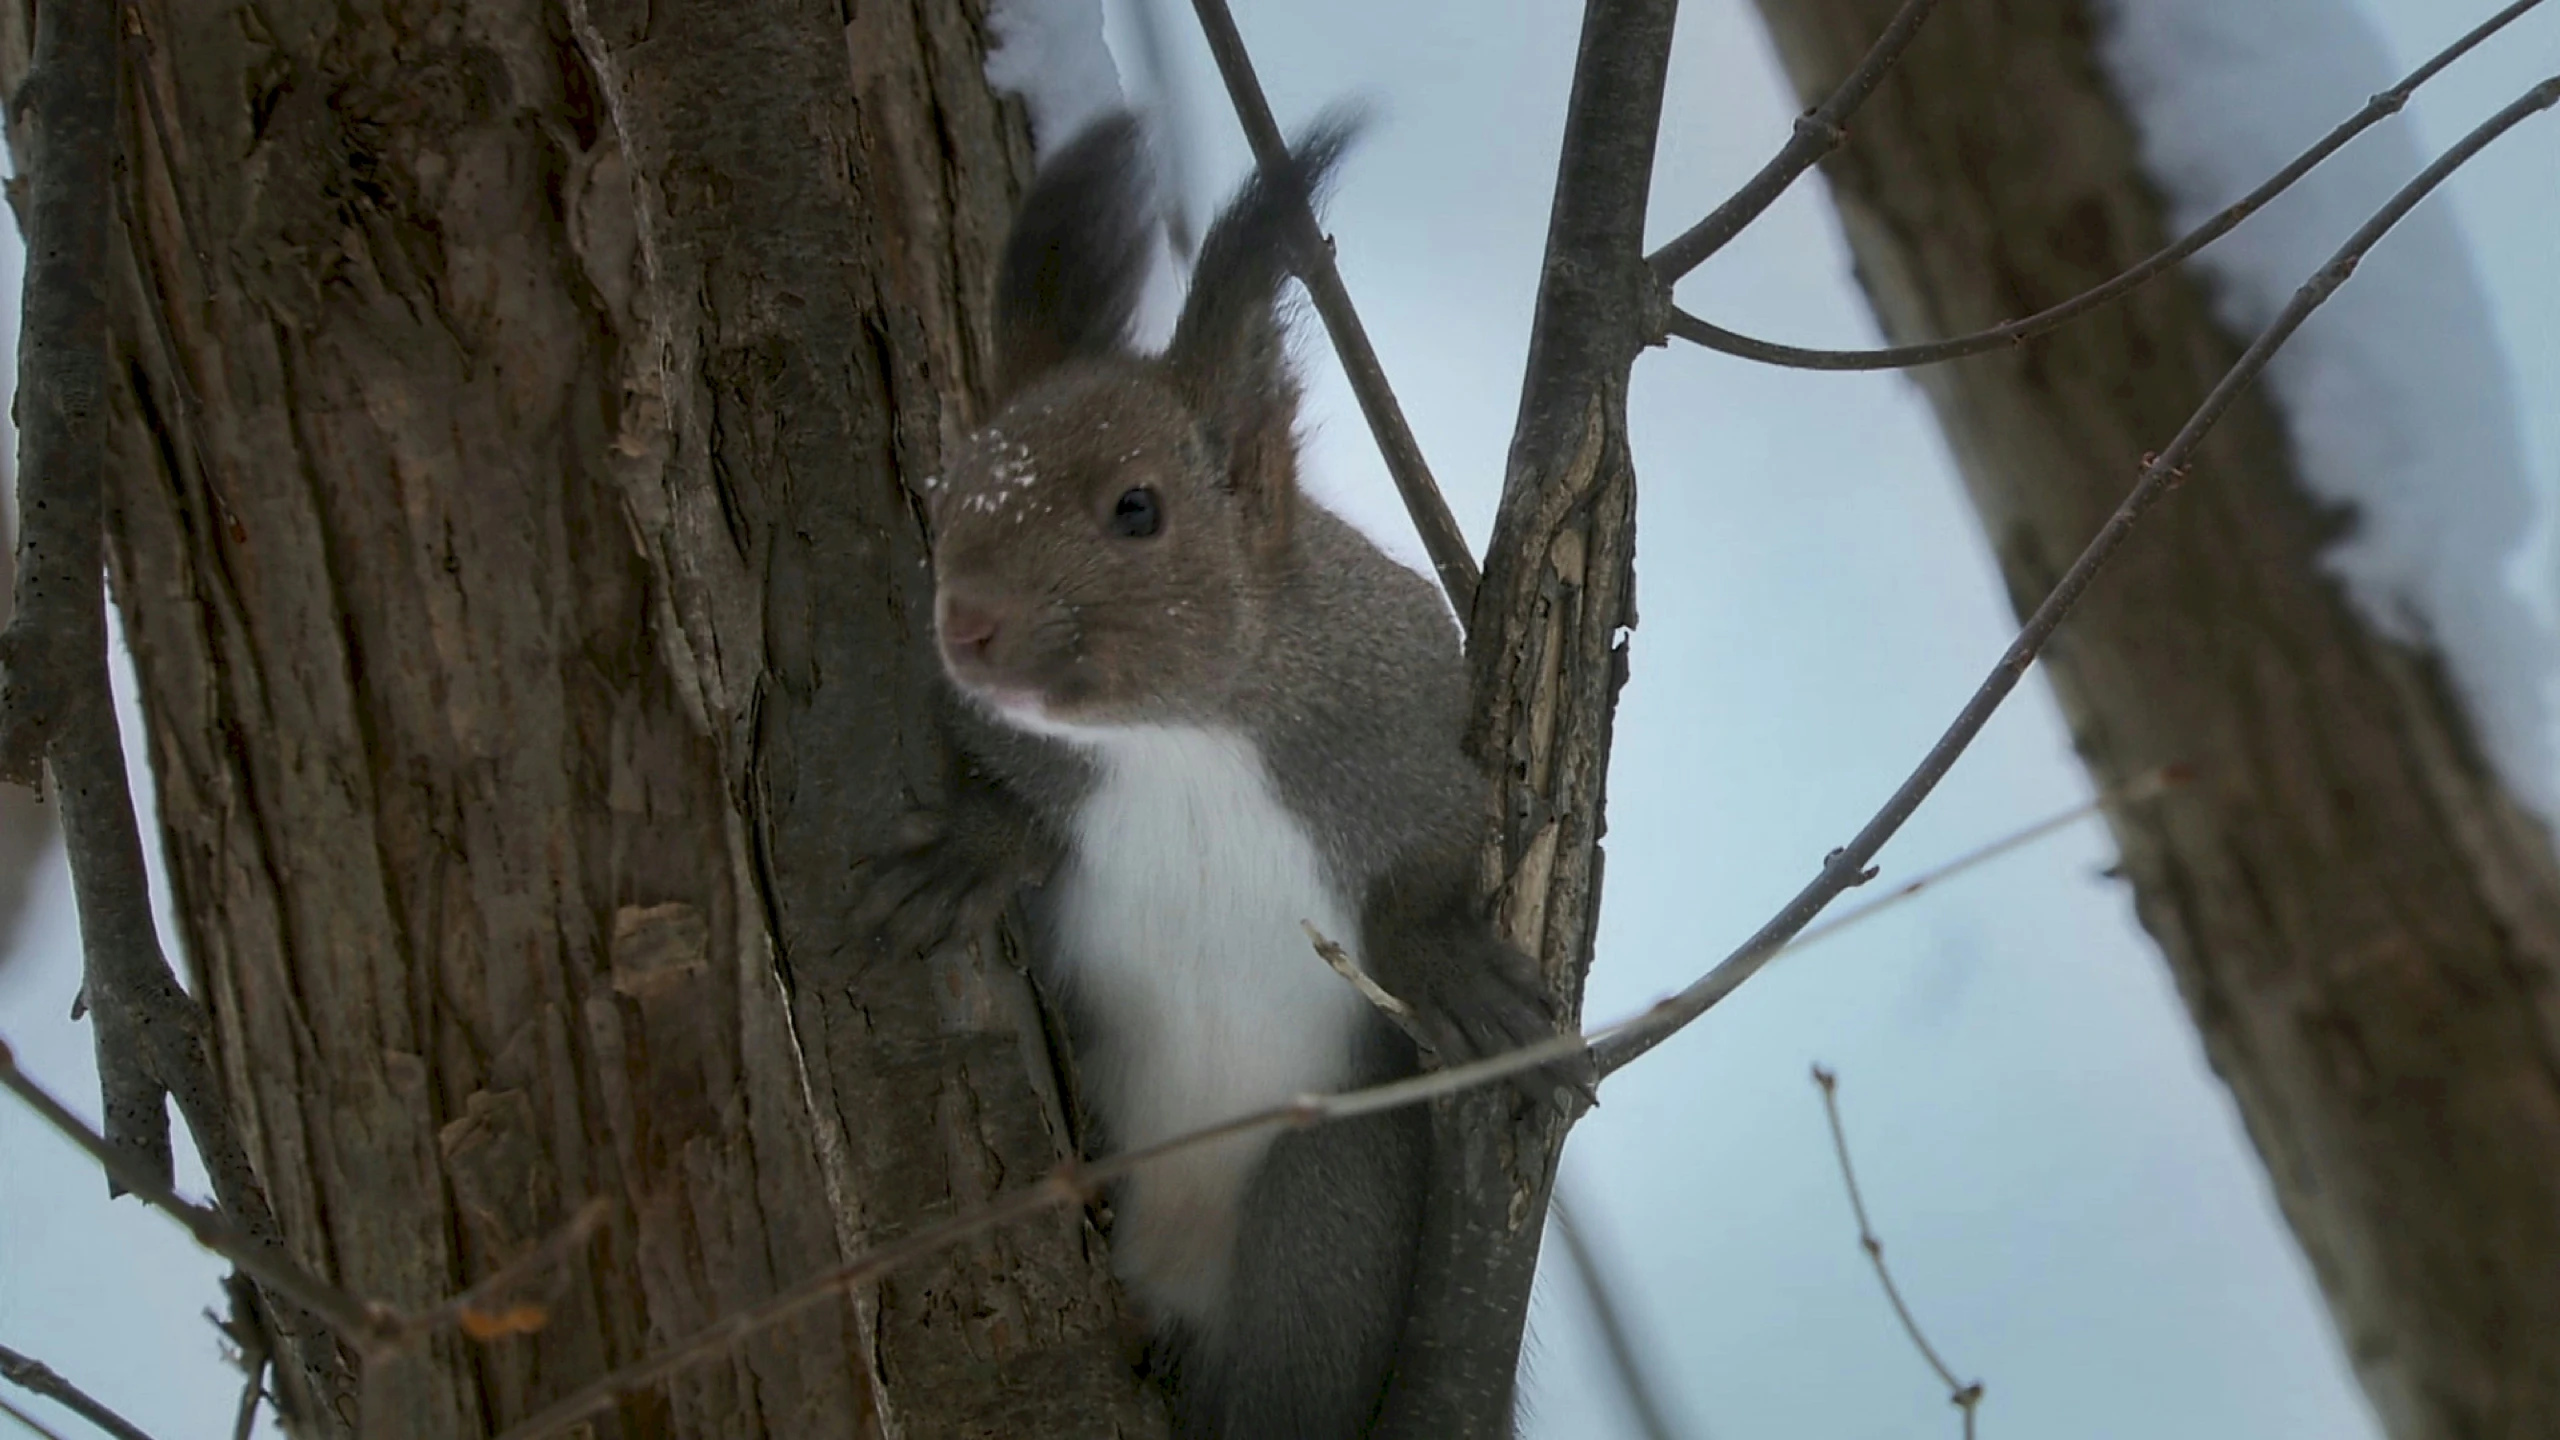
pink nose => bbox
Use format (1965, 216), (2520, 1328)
(939, 594), (1001, 655)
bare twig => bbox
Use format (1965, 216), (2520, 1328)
(225, 1358), (264, 1440)
(1594, 74), (2560, 1080)
(1, 1030), (643, 1388)
(0, 1035), (393, 1349)
(1812, 1067), (1983, 1437)
(215, 1273), (273, 1440)
(400, 1198), (612, 1343)
(1186, 0), (1481, 617)
(1646, 0), (1941, 283)
(492, 1103), (1309, 1440)
(1303, 920), (1429, 1049)
(1549, 1185), (1692, 1440)
(0, 1396), (72, 1440)
(1780, 762), (2188, 958)
(0, 1346), (159, 1440)
(1663, 0), (2546, 367)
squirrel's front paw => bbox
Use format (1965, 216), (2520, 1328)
(1394, 931), (1591, 1109)
(844, 808), (1045, 963)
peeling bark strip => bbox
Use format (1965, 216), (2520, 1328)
(59, 0), (1160, 1433)
(1747, 2), (2560, 1436)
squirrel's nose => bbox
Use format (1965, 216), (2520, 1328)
(938, 591), (1003, 655)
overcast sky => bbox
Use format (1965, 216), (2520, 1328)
(2, 1), (2553, 1435)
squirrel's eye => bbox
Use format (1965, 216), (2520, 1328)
(1109, 486), (1162, 539)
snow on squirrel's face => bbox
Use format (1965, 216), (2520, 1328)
(919, 358), (1284, 738)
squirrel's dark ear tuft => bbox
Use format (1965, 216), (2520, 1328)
(993, 111), (1155, 399)
(1164, 108), (1364, 540)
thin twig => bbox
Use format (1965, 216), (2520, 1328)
(1303, 920), (1430, 1049)
(216, 1273), (272, 1440)
(1186, 0), (1481, 617)
(1549, 1185), (1692, 1440)
(1647, 0), (1942, 283)
(0, 1396), (72, 1440)
(0, 1035), (395, 1350)
(1663, 0), (2546, 367)
(225, 1358), (264, 1440)
(0, 1346), (158, 1440)
(1780, 762), (2189, 958)
(1812, 1067), (1983, 1437)
(399, 1197), (612, 1344)
(492, 1103), (1314, 1440)
(4, 1029), (646, 1380)
(1594, 74), (2560, 1080)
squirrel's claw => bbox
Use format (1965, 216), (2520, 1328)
(843, 807), (1044, 964)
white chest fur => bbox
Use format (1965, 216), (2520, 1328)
(1037, 724), (1369, 1323)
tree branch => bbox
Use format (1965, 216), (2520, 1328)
(1186, 0), (1481, 615)
(0, 1345), (159, 1440)
(0, 1036), (393, 1350)
(1812, 1067), (1983, 1438)
(2, 2), (357, 1418)
(1781, 761), (2188, 958)
(1663, 0), (2545, 368)
(1594, 73), (2560, 1080)
(0, 1396), (72, 1440)
(0, 0), (117, 790)
(1645, 0), (1940, 283)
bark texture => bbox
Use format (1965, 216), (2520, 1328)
(41, 0), (1164, 1432)
(1745, 3), (2560, 1437)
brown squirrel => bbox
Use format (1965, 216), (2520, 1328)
(851, 110), (1553, 1439)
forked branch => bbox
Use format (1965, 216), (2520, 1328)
(1646, 0), (1941, 282)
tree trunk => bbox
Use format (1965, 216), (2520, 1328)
(1743, 3), (2560, 1437)
(53, 0), (1164, 1433)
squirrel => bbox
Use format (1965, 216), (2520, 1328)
(850, 110), (1556, 1439)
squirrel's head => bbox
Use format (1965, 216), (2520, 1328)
(918, 109), (1355, 739)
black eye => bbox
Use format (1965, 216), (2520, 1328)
(1109, 486), (1161, 539)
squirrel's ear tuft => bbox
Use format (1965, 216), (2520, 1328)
(1164, 109), (1364, 541)
(993, 111), (1155, 399)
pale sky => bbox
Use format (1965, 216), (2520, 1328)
(1, 1), (2552, 1435)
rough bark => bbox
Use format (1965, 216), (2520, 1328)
(1744, 3), (2560, 1437)
(34, 0), (1164, 1433)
